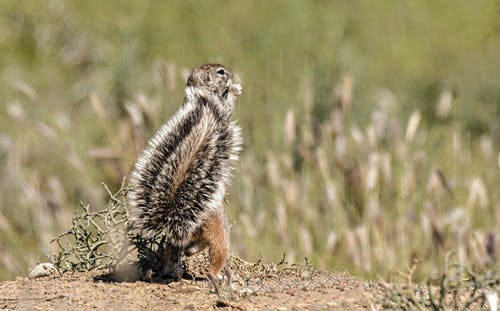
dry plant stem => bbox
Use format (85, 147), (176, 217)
(51, 181), (139, 273)
(379, 264), (499, 310)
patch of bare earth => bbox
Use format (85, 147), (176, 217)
(0, 255), (382, 310)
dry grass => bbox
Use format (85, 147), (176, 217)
(1, 62), (498, 282)
(47, 189), (499, 309)
(378, 264), (499, 310)
(230, 75), (498, 281)
(0, 1), (498, 287)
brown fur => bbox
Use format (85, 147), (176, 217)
(186, 209), (229, 274)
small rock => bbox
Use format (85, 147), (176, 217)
(29, 263), (58, 279)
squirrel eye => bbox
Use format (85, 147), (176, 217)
(216, 68), (226, 75)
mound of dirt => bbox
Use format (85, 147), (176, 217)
(0, 255), (384, 310)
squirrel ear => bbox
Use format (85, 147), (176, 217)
(187, 74), (195, 86)
(204, 71), (211, 82)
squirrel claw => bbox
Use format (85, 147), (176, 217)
(230, 84), (242, 96)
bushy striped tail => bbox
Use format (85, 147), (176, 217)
(128, 89), (241, 246)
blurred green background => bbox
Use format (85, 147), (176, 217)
(0, 0), (498, 281)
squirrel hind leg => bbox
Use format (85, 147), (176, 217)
(184, 239), (208, 257)
(202, 211), (231, 292)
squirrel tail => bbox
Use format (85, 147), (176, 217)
(128, 93), (240, 246)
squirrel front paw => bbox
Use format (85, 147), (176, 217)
(230, 84), (242, 96)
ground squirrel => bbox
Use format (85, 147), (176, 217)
(128, 64), (242, 290)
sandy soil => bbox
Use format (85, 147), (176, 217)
(0, 256), (384, 310)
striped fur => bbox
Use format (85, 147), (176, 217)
(128, 64), (242, 247)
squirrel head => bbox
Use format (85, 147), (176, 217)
(186, 64), (234, 100)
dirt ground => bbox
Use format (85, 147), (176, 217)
(0, 255), (385, 310)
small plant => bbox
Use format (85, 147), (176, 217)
(378, 264), (499, 310)
(49, 180), (167, 279)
